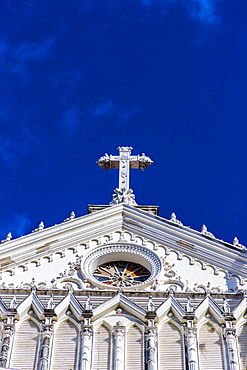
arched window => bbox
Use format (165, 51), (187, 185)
(11, 319), (40, 370)
(126, 325), (144, 370)
(52, 320), (79, 370)
(238, 324), (247, 369)
(199, 322), (225, 369)
(92, 324), (111, 370)
(159, 322), (184, 369)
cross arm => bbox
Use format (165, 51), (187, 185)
(97, 153), (153, 171)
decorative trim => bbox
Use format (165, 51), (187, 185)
(82, 244), (161, 290)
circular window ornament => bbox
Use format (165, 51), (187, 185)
(93, 261), (151, 287)
(81, 243), (161, 290)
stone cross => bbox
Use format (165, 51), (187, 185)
(97, 146), (153, 205)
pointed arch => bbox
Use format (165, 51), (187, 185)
(198, 322), (225, 369)
(159, 321), (184, 370)
(126, 324), (144, 370)
(51, 319), (79, 370)
(11, 318), (40, 370)
(92, 324), (111, 370)
(237, 324), (247, 369)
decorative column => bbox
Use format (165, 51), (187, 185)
(224, 329), (240, 370)
(184, 327), (199, 370)
(145, 327), (158, 370)
(81, 297), (93, 370)
(145, 298), (158, 370)
(39, 325), (52, 370)
(81, 326), (93, 370)
(38, 302), (55, 370)
(184, 300), (199, 370)
(113, 322), (125, 370)
(0, 325), (14, 368)
(223, 299), (240, 370)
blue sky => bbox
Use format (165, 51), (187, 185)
(0, 0), (247, 246)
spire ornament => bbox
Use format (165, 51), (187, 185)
(97, 146), (153, 205)
(201, 224), (215, 238)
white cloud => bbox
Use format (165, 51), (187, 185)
(15, 38), (54, 62)
(60, 105), (81, 137)
(182, 0), (222, 24)
(0, 212), (31, 240)
(81, 0), (224, 25)
(0, 37), (54, 79)
(89, 101), (140, 124)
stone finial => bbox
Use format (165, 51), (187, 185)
(117, 287), (123, 294)
(32, 221), (44, 233)
(0, 232), (12, 244)
(169, 288), (174, 296)
(170, 212), (183, 226)
(47, 295), (55, 309)
(38, 222), (44, 230)
(64, 211), (75, 222)
(85, 295), (92, 310)
(233, 237), (245, 249)
(201, 224), (215, 238)
(10, 296), (18, 309)
(223, 298), (231, 314)
(170, 212), (177, 222)
(5, 232), (12, 242)
(233, 237), (239, 246)
(186, 298), (193, 313)
(147, 295), (155, 311)
(70, 211), (75, 219)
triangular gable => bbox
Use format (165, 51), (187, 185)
(194, 294), (224, 323)
(0, 204), (247, 295)
(233, 296), (247, 321)
(17, 291), (44, 320)
(156, 294), (185, 322)
(55, 292), (83, 320)
(93, 293), (146, 321)
(0, 203), (246, 276)
(0, 297), (9, 315)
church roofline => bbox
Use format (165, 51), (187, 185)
(0, 203), (246, 279)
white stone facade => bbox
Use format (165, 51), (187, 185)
(0, 204), (247, 369)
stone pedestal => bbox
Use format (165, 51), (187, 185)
(113, 323), (125, 370)
(225, 330), (240, 370)
(145, 327), (158, 370)
(81, 326), (93, 370)
(185, 328), (199, 370)
(0, 325), (14, 368)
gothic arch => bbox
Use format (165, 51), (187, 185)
(237, 323), (247, 369)
(126, 324), (144, 370)
(92, 323), (112, 370)
(15, 315), (42, 331)
(126, 321), (144, 332)
(198, 321), (225, 370)
(51, 319), (79, 370)
(93, 320), (113, 333)
(197, 315), (223, 330)
(159, 317), (183, 330)
(158, 320), (185, 370)
(10, 318), (40, 370)
(54, 316), (80, 332)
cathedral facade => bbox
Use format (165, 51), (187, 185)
(0, 147), (247, 370)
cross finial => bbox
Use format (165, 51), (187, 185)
(97, 146), (153, 205)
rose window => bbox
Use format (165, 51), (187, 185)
(93, 261), (151, 287)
